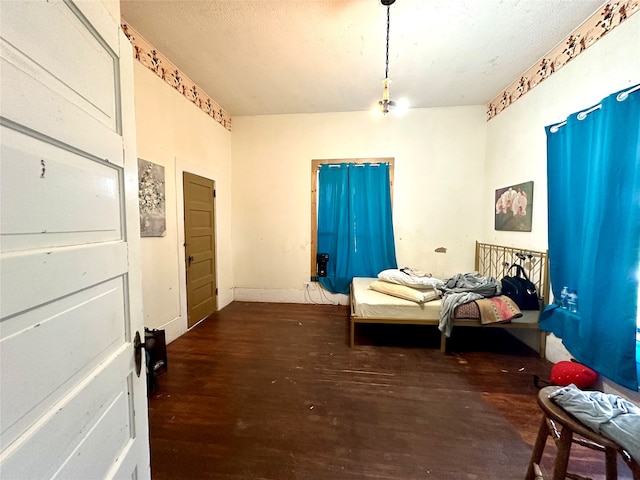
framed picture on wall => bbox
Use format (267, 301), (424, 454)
(138, 158), (166, 237)
(494, 181), (533, 232)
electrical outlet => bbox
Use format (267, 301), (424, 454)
(303, 282), (310, 288)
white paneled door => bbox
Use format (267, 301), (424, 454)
(0, 1), (151, 479)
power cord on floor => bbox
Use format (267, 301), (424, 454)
(303, 281), (340, 305)
(303, 282), (322, 305)
(318, 282), (340, 305)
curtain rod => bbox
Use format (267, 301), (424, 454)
(322, 163), (388, 168)
(550, 83), (640, 133)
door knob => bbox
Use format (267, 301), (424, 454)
(188, 255), (194, 266)
(134, 331), (155, 378)
(134, 331), (144, 377)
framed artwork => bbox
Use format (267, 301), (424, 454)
(138, 158), (166, 237)
(494, 181), (533, 232)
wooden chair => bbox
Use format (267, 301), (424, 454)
(526, 386), (640, 480)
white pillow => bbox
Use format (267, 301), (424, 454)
(378, 269), (444, 289)
(369, 280), (440, 304)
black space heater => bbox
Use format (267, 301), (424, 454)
(316, 253), (329, 277)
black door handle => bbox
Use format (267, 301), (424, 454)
(134, 331), (144, 377)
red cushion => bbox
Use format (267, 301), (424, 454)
(550, 360), (598, 389)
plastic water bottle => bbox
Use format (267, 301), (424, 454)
(559, 286), (569, 309)
(567, 290), (578, 313)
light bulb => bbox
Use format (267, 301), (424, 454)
(395, 98), (409, 114)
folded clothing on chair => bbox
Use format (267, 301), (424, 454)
(549, 384), (640, 463)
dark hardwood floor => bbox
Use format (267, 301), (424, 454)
(147, 302), (634, 480)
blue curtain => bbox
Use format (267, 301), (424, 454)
(541, 84), (640, 390)
(317, 163), (397, 294)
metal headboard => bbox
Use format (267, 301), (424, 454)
(474, 241), (550, 305)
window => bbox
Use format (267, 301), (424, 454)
(310, 158), (396, 294)
(541, 85), (640, 390)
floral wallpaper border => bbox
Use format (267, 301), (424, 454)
(121, 21), (232, 131)
(487, 1), (639, 121)
(123, 2), (637, 127)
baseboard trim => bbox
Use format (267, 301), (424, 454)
(154, 316), (187, 345)
(234, 286), (348, 305)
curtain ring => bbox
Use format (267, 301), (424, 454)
(617, 84), (640, 102)
(577, 104), (601, 121)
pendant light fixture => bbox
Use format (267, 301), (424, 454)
(378, 0), (400, 115)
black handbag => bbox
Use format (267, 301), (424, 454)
(501, 264), (540, 310)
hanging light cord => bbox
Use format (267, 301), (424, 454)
(384, 5), (391, 79)
(378, 0), (399, 114)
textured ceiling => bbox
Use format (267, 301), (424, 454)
(120, 0), (606, 116)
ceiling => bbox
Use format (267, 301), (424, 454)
(120, 0), (606, 117)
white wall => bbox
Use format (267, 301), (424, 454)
(231, 106), (486, 303)
(101, 0), (120, 22)
(133, 63), (233, 343)
(128, 8), (638, 394)
(484, 13), (640, 250)
(484, 13), (640, 398)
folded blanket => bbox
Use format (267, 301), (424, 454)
(453, 295), (523, 324)
(476, 296), (522, 324)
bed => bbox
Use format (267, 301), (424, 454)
(349, 241), (550, 356)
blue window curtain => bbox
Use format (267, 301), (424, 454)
(540, 84), (640, 390)
(317, 163), (397, 294)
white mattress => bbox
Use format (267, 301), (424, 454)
(351, 277), (540, 325)
(351, 277), (441, 320)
